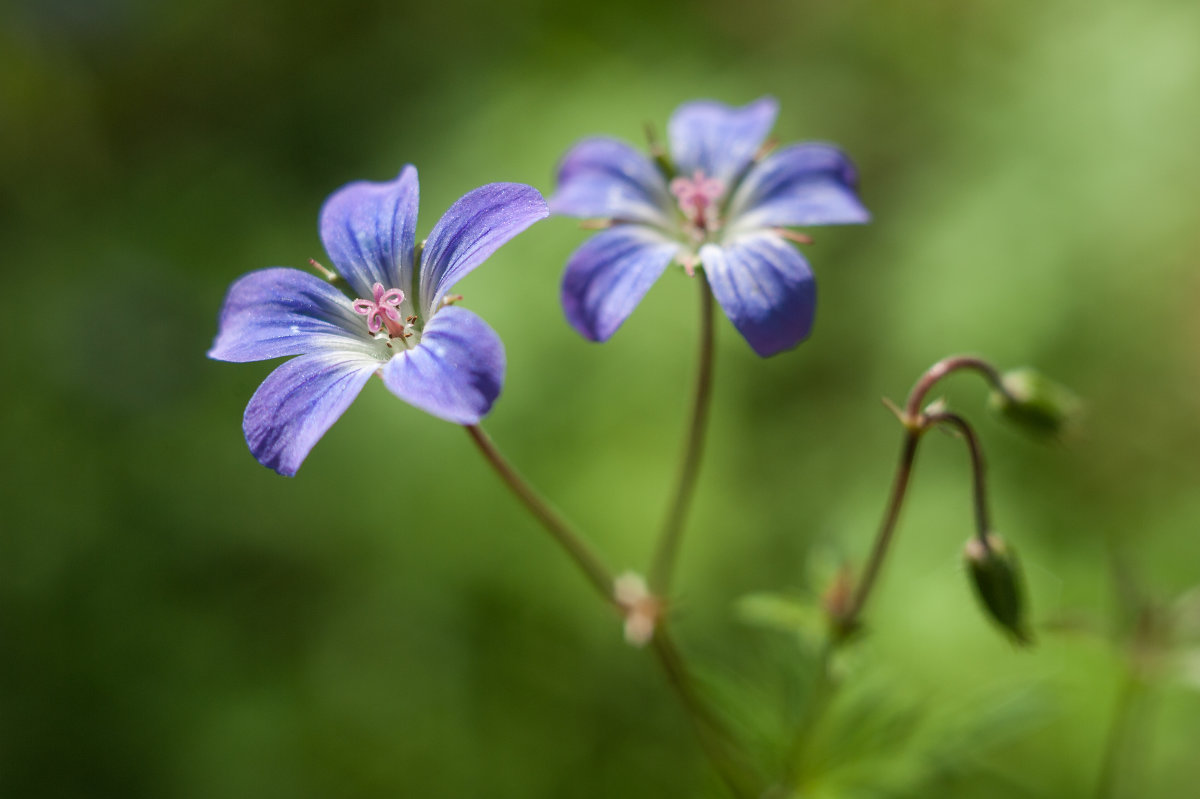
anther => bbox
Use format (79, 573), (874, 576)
(307, 258), (340, 283)
(755, 137), (780, 160)
(773, 228), (814, 245)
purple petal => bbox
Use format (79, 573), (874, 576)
(549, 137), (674, 227)
(700, 232), (816, 358)
(561, 226), (681, 342)
(208, 268), (375, 363)
(668, 97), (778, 185)
(381, 306), (505, 425)
(243, 351), (380, 477)
(419, 183), (548, 314)
(727, 144), (869, 231)
(319, 166), (419, 302)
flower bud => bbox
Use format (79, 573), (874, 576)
(988, 368), (1081, 440)
(964, 534), (1032, 645)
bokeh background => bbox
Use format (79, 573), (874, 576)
(3, 0), (1199, 796)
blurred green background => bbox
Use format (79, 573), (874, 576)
(3, 0), (1199, 796)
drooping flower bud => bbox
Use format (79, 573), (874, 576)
(964, 534), (1032, 645)
(988, 368), (1081, 440)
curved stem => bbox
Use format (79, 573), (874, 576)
(465, 424), (615, 605)
(904, 355), (1008, 421)
(650, 272), (716, 594)
(795, 358), (1010, 791)
(790, 407), (982, 785)
(927, 411), (992, 543)
(836, 355), (1009, 633)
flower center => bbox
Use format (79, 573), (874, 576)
(352, 282), (414, 339)
(669, 169), (725, 232)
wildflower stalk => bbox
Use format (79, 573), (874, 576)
(794, 364), (1006, 788)
(465, 425), (616, 604)
(833, 355), (1008, 637)
(926, 410), (991, 544)
(651, 627), (762, 799)
(833, 428), (923, 639)
(904, 354), (1011, 420)
(467, 424), (759, 798)
(788, 406), (999, 783)
(783, 431), (921, 787)
(651, 271), (716, 594)
(789, 357), (1043, 788)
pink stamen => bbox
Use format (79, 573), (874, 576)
(670, 169), (726, 230)
(772, 228), (814, 245)
(352, 282), (408, 336)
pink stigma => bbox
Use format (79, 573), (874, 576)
(352, 282), (407, 336)
(670, 170), (725, 230)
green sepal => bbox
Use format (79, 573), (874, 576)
(988, 368), (1081, 440)
(964, 534), (1033, 645)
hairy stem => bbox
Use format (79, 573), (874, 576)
(651, 271), (717, 594)
(465, 424), (615, 604)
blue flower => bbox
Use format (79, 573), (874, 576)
(551, 97), (868, 357)
(209, 166), (548, 476)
